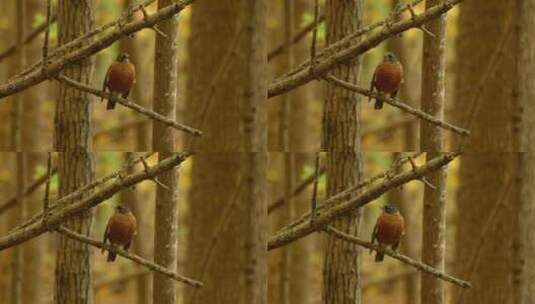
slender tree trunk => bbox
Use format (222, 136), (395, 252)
(514, 0), (535, 302)
(322, 1), (363, 303)
(152, 1), (179, 304)
(420, 1), (447, 303)
(54, 1), (95, 304)
(454, 1), (519, 304)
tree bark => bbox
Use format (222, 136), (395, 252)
(322, 1), (363, 303)
(420, 1), (447, 303)
(54, 1), (95, 304)
(454, 1), (519, 304)
(152, 1), (179, 304)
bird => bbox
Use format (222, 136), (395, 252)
(370, 204), (405, 262)
(102, 204), (137, 262)
(369, 52), (404, 110)
(101, 52), (136, 110)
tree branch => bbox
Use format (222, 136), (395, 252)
(324, 226), (471, 288)
(268, 152), (459, 250)
(0, 152), (190, 251)
(56, 74), (202, 137)
(57, 226), (202, 288)
(324, 75), (470, 136)
(268, 0), (462, 98)
(0, 0), (194, 99)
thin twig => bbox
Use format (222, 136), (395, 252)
(310, 0), (320, 71)
(268, 15), (325, 62)
(325, 226), (471, 288)
(55, 74), (202, 137)
(43, 152), (53, 218)
(42, 0), (52, 74)
(324, 75), (470, 136)
(310, 152), (320, 222)
(57, 226), (202, 288)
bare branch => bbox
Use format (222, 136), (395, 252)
(42, 0), (53, 74)
(57, 226), (202, 288)
(268, 0), (462, 98)
(0, 0), (194, 99)
(324, 75), (470, 136)
(325, 226), (471, 288)
(268, 152), (459, 250)
(55, 74), (202, 137)
(0, 153), (188, 251)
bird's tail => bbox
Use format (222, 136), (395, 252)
(374, 99), (383, 110)
(107, 98), (116, 110)
(107, 250), (117, 262)
(375, 251), (384, 262)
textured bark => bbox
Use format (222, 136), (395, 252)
(54, 1), (95, 304)
(420, 1), (447, 304)
(122, 153), (152, 304)
(515, 0), (535, 302)
(322, 1), (363, 304)
(454, 1), (519, 303)
(152, 1), (179, 304)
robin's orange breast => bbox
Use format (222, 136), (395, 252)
(107, 213), (136, 246)
(107, 62), (135, 94)
(376, 212), (404, 245)
(374, 63), (402, 93)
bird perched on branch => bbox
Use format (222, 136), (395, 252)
(369, 52), (403, 110)
(371, 204), (405, 262)
(102, 204), (137, 262)
(101, 52), (136, 110)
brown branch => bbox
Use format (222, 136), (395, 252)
(20, 0), (157, 78)
(0, 166), (57, 216)
(324, 75), (470, 136)
(268, 0), (462, 98)
(0, 152), (188, 251)
(268, 152), (459, 250)
(267, 15), (325, 62)
(0, 0), (194, 99)
(57, 226), (202, 288)
(12, 153), (155, 233)
(268, 165), (326, 214)
(0, 16), (58, 63)
(325, 226), (471, 288)
(56, 75), (202, 137)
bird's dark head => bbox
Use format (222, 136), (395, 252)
(383, 204), (398, 214)
(115, 204), (130, 214)
(384, 52), (398, 63)
(117, 53), (130, 63)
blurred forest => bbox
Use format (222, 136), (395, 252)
(0, 0), (530, 304)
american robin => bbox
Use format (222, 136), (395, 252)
(101, 53), (136, 110)
(370, 204), (405, 262)
(102, 204), (137, 262)
(369, 52), (404, 110)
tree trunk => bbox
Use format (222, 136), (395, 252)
(454, 1), (519, 304)
(514, 0), (535, 302)
(54, 1), (95, 303)
(420, 1), (447, 303)
(322, 1), (363, 303)
(152, 1), (179, 304)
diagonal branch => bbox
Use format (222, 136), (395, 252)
(325, 226), (471, 288)
(0, 0), (194, 99)
(324, 75), (470, 136)
(56, 74), (202, 136)
(0, 152), (190, 251)
(0, 166), (58, 216)
(57, 226), (202, 288)
(0, 16), (58, 63)
(268, 152), (459, 250)
(268, 0), (462, 98)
